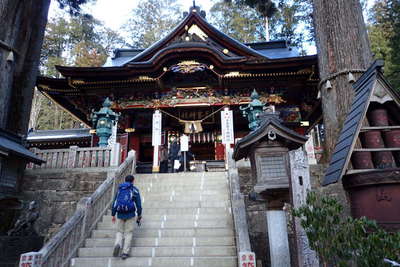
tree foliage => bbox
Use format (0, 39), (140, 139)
(368, 0), (400, 90)
(209, 1), (265, 43)
(122, 0), (182, 48)
(222, 0), (314, 53)
(55, 0), (93, 15)
(32, 14), (125, 130)
(224, 0), (277, 18)
(293, 192), (400, 267)
(272, 0), (314, 52)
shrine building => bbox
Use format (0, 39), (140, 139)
(34, 6), (321, 172)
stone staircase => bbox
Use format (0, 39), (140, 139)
(70, 172), (238, 267)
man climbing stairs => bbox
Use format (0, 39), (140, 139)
(70, 172), (238, 267)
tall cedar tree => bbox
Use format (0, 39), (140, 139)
(313, 0), (373, 160)
(0, 0), (90, 135)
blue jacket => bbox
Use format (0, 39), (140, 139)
(111, 182), (142, 220)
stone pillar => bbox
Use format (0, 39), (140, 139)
(289, 149), (319, 267)
(266, 210), (291, 267)
(110, 143), (121, 167)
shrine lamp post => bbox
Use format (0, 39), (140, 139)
(91, 98), (120, 147)
(240, 89), (266, 131)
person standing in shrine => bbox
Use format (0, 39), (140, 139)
(168, 136), (180, 172)
(159, 145), (168, 173)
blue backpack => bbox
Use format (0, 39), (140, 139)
(114, 183), (135, 213)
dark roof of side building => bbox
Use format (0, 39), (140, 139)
(0, 129), (44, 164)
(27, 128), (91, 142)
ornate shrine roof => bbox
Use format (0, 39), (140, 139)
(36, 6), (320, 127)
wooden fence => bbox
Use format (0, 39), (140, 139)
(27, 144), (121, 169)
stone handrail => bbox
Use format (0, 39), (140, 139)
(27, 144), (121, 169)
(226, 148), (253, 264)
(19, 150), (136, 267)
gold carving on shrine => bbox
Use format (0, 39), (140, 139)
(171, 61), (206, 73)
(266, 94), (286, 104)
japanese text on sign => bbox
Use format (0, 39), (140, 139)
(19, 253), (42, 267)
(180, 135), (189, 152)
(221, 108), (234, 144)
(152, 110), (162, 146)
(239, 251), (256, 267)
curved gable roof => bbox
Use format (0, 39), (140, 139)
(123, 9), (267, 65)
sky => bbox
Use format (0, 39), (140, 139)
(49, 0), (214, 31)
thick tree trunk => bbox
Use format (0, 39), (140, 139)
(312, 0), (373, 161)
(0, 0), (50, 134)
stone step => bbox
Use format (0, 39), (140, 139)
(78, 246), (236, 257)
(140, 201), (230, 209)
(135, 172), (227, 178)
(97, 219), (233, 229)
(92, 228), (234, 238)
(139, 187), (229, 194)
(140, 191), (228, 199)
(140, 195), (230, 202)
(102, 214), (232, 222)
(135, 178), (227, 184)
(139, 182), (228, 187)
(136, 178), (228, 184)
(85, 236), (235, 247)
(107, 207), (232, 216)
(70, 256), (237, 267)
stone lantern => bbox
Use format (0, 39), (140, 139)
(233, 110), (311, 267)
(91, 98), (120, 147)
(240, 89), (266, 131)
(234, 111), (307, 192)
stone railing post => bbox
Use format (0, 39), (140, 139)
(77, 197), (91, 242)
(128, 150), (136, 174)
(227, 147), (256, 267)
(110, 143), (121, 167)
(68, 146), (78, 168)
